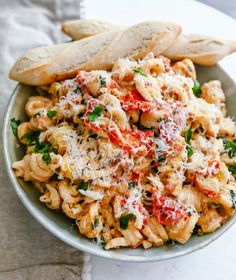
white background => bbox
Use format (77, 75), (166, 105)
(83, 0), (236, 279)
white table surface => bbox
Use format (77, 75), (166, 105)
(83, 0), (236, 279)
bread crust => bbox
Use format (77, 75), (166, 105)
(9, 21), (181, 85)
(62, 20), (236, 66)
(163, 34), (236, 65)
(61, 19), (122, 40)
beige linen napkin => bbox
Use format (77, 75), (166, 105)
(0, 1), (87, 279)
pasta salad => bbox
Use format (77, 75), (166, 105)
(11, 53), (236, 250)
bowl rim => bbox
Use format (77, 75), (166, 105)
(3, 79), (236, 262)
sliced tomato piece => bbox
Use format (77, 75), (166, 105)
(109, 82), (116, 91)
(199, 187), (219, 197)
(152, 191), (186, 225)
(207, 160), (220, 176)
(107, 130), (122, 146)
(132, 172), (140, 182)
(84, 120), (100, 132)
(74, 71), (88, 91)
(139, 204), (150, 227)
(108, 127), (154, 156)
(194, 174), (219, 197)
(120, 88), (154, 112)
(128, 88), (145, 102)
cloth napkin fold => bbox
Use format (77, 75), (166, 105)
(0, 1), (86, 279)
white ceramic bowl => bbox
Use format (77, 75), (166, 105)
(3, 64), (236, 262)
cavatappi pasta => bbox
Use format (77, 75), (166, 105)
(12, 53), (236, 249)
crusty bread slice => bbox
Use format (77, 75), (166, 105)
(62, 19), (236, 66)
(61, 19), (123, 40)
(163, 34), (236, 65)
(9, 30), (119, 85)
(83, 21), (181, 70)
(9, 21), (181, 85)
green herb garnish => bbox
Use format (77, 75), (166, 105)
(128, 181), (136, 188)
(10, 118), (21, 138)
(42, 153), (51, 164)
(21, 131), (40, 146)
(185, 128), (192, 144)
(77, 181), (89, 191)
(132, 68), (147, 77)
(230, 190), (236, 209)
(34, 141), (52, 154)
(186, 145), (193, 158)
(47, 110), (57, 119)
(72, 84), (82, 94)
(92, 218), (99, 229)
(77, 112), (85, 118)
(88, 106), (104, 122)
(228, 162), (236, 174)
(185, 128), (193, 157)
(119, 213), (135, 230)
(192, 80), (202, 97)
(224, 139), (236, 158)
(99, 76), (106, 87)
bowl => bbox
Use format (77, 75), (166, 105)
(3, 64), (236, 262)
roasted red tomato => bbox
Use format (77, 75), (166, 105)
(207, 160), (220, 176)
(121, 89), (153, 112)
(152, 191), (186, 225)
(108, 128), (154, 156)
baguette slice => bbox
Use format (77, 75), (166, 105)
(62, 19), (122, 40)
(83, 21), (181, 70)
(164, 34), (236, 65)
(9, 21), (181, 85)
(63, 19), (236, 66)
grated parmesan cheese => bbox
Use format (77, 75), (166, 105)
(79, 189), (104, 200)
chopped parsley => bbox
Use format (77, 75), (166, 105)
(21, 131), (40, 146)
(119, 213), (135, 230)
(224, 139), (236, 158)
(42, 153), (51, 164)
(47, 110), (57, 119)
(128, 181), (136, 188)
(92, 218), (99, 229)
(34, 140), (52, 154)
(186, 145), (193, 158)
(185, 128), (192, 144)
(230, 190), (236, 209)
(10, 118), (21, 138)
(132, 68), (147, 77)
(72, 84), (82, 94)
(192, 80), (202, 97)
(77, 181), (88, 191)
(185, 128), (193, 157)
(228, 162), (236, 174)
(77, 112), (85, 118)
(99, 75), (106, 87)
(88, 106), (104, 122)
